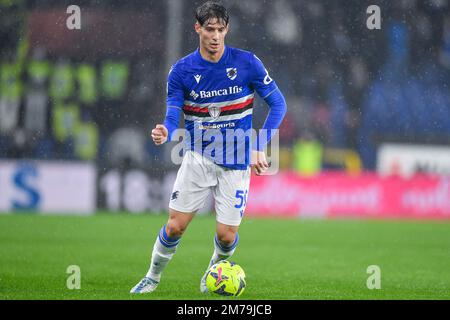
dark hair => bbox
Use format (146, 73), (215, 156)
(195, 1), (229, 26)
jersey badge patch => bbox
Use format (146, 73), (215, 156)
(226, 68), (237, 80)
(208, 105), (221, 119)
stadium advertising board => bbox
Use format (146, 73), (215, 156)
(247, 172), (450, 219)
(0, 161), (96, 214)
(377, 143), (450, 177)
(98, 169), (214, 214)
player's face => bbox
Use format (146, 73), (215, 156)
(195, 18), (228, 55)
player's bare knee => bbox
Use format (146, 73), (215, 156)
(166, 221), (186, 238)
(216, 232), (236, 246)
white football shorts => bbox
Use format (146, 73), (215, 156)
(169, 150), (251, 226)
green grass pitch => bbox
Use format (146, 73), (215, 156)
(0, 213), (449, 300)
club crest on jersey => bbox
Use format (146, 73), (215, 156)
(226, 68), (237, 80)
(208, 105), (221, 119)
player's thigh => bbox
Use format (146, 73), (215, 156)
(213, 167), (251, 227)
(169, 151), (216, 214)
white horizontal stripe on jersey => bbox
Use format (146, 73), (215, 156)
(184, 93), (254, 109)
(184, 108), (253, 122)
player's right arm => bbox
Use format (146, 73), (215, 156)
(151, 64), (185, 146)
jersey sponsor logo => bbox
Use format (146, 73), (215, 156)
(199, 86), (243, 99)
(194, 74), (202, 84)
(263, 68), (273, 85)
(208, 105), (221, 119)
(226, 67), (237, 80)
(254, 55), (273, 85)
(184, 93), (254, 108)
(190, 90), (199, 100)
(198, 122), (236, 130)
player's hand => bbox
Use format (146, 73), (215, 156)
(151, 124), (168, 145)
(251, 150), (269, 175)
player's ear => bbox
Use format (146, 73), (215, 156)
(194, 22), (201, 34)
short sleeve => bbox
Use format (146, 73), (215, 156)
(166, 64), (185, 108)
(250, 54), (278, 99)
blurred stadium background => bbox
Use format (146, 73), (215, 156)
(1, 0), (450, 299)
(1, 0), (449, 217)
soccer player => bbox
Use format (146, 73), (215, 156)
(130, 1), (287, 294)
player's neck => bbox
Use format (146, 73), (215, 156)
(199, 45), (225, 63)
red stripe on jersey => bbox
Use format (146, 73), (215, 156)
(221, 98), (254, 111)
(183, 98), (254, 113)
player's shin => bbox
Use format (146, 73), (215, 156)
(145, 225), (181, 282)
(209, 233), (239, 268)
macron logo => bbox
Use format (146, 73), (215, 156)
(194, 74), (202, 84)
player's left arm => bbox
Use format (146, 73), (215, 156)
(250, 54), (287, 175)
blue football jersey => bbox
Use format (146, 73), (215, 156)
(167, 46), (279, 170)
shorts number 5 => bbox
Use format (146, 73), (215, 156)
(234, 190), (248, 209)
